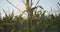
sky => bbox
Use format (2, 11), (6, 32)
(0, 0), (60, 18)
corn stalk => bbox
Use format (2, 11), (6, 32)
(7, 0), (45, 32)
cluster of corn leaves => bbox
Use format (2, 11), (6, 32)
(0, 9), (60, 32)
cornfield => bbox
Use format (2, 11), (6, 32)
(0, 0), (60, 32)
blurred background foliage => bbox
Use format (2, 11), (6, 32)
(0, 8), (60, 32)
